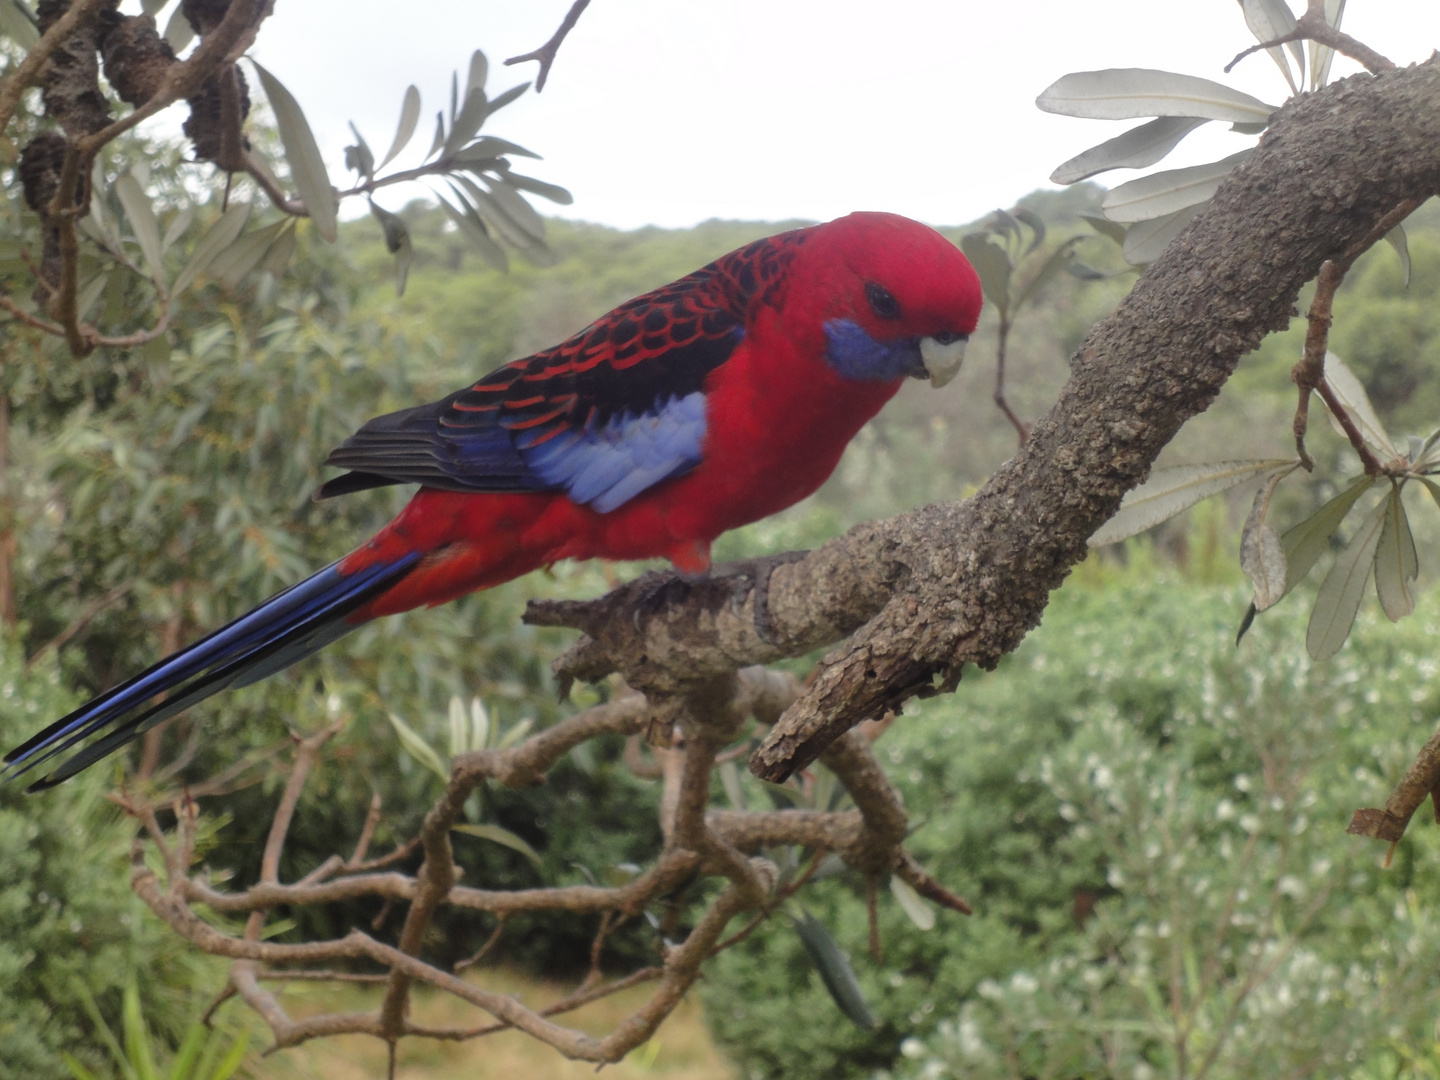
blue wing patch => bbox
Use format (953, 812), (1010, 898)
(520, 392), (708, 513)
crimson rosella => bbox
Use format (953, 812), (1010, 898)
(6, 211), (982, 790)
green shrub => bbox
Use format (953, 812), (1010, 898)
(702, 571), (1440, 1080)
(0, 636), (210, 1079)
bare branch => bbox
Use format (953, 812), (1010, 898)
(503, 0), (592, 91)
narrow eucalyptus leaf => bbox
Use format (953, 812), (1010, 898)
(210, 220), (286, 290)
(452, 823), (544, 868)
(251, 61), (337, 242)
(1418, 477), (1440, 514)
(1322, 353), (1398, 458)
(1373, 486), (1418, 621)
(505, 172), (573, 205)
(719, 759), (748, 811)
(387, 712), (448, 781)
(959, 234), (1012, 314)
(1036, 68), (1277, 123)
(0, 0), (40, 47)
(448, 695), (467, 759)
(260, 222), (297, 279)
(1122, 203), (1204, 265)
(451, 175), (533, 247)
(1384, 223), (1410, 288)
(1102, 150), (1251, 224)
(1081, 213), (1128, 246)
(1230, 121), (1269, 135)
(1240, 0), (1303, 94)
(1017, 236), (1087, 309)
(1309, 0), (1346, 89)
(1089, 459), (1293, 546)
(76, 273), (108, 322)
(171, 202), (250, 297)
(466, 49), (489, 99)
(990, 208), (1022, 245)
(453, 136), (542, 161)
(345, 121), (374, 178)
(1236, 602), (1258, 645)
(484, 177), (547, 240)
(792, 910), (877, 1029)
(427, 111), (446, 161)
(114, 172), (165, 284)
(1064, 261), (1107, 280)
(1307, 496), (1386, 660)
(161, 207), (194, 253)
(1280, 475), (1374, 594)
(889, 876), (937, 931)
(1050, 116), (1207, 184)
(485, 81), (530, 117)
(497, 716), (532, 749)
(470, 697), (490, 751)
(444, 88), (489, 158)
(379, 85), (422, 168)
(162, 3), (193, 52)
(1240, 464), (1297, 610)
(1012, 208), (1046, 253)
(439, 196), (507, 271)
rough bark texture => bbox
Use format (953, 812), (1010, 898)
(526, 58), (1440, 782)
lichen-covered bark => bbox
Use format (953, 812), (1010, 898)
(528, 59), (1440, 782)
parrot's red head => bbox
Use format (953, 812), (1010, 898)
(787, 211), (983, 389)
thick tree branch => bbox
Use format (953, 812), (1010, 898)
(525, 61), (1440, 782)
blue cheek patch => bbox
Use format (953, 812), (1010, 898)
(824, 318), (924, 382)
(521, 392), (708, 514)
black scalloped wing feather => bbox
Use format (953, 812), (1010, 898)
(316, 228), (808, 502)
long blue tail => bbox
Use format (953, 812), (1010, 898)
(3, 552), (421, 792)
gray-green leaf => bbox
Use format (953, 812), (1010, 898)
(504, 173), (573, 205)
(889, 875), (936, 931)
(378, 85), (422, 169)
(1373, 485), (1418, 621)
(209, 220), (286, 290)
(1122, 203), (1204, 265)
(1036, 68), (1277, 124)
(1240, 464), (1297, 611)
(719, 759), (748, 811)
(1385, 222), (1410, 288)
(1050, 116), (1208, 185)
(1309, 0), (1346, 90)
(115, 171), (165, 285)
(1322, 353), (1398, 458)
(452, 823), (543, 868)
(171, 202), (250, 298)
(1102, 150), (1252, 224)
(1280, 475), (1375, 594)
(251, 61), (337, 242)
(1240, 0), (1304, 95)
(1089, 459), (1293, 547)
(439, 194), (507, 271)
(1307, 495), (1386, 660)
(162, 3), (193, 52)
(0, 0), (39, 47)
(387, 712), (448, 781)
(368, 201), (412, 295)
(959, 233), (1012, 315)
(792, 909), (877, 1029)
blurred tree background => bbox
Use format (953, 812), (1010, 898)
(5, 12), (1440, 1075)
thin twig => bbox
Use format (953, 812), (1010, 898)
(1225, 2), (1396, 77)
(503, 0), (592, 91)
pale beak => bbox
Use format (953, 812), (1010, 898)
(920, 335), (967, 388)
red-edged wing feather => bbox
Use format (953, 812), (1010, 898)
(316, 228), (809, 503)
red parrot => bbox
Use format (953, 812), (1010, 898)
(6, 212), (981, 790)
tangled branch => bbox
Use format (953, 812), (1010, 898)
(124, 666), (967, 1065)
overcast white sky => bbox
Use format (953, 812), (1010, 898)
(197, 2), (1440, 230)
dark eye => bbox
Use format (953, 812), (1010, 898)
(931, 330), (967, 345)
(865, 282), (901, 320)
